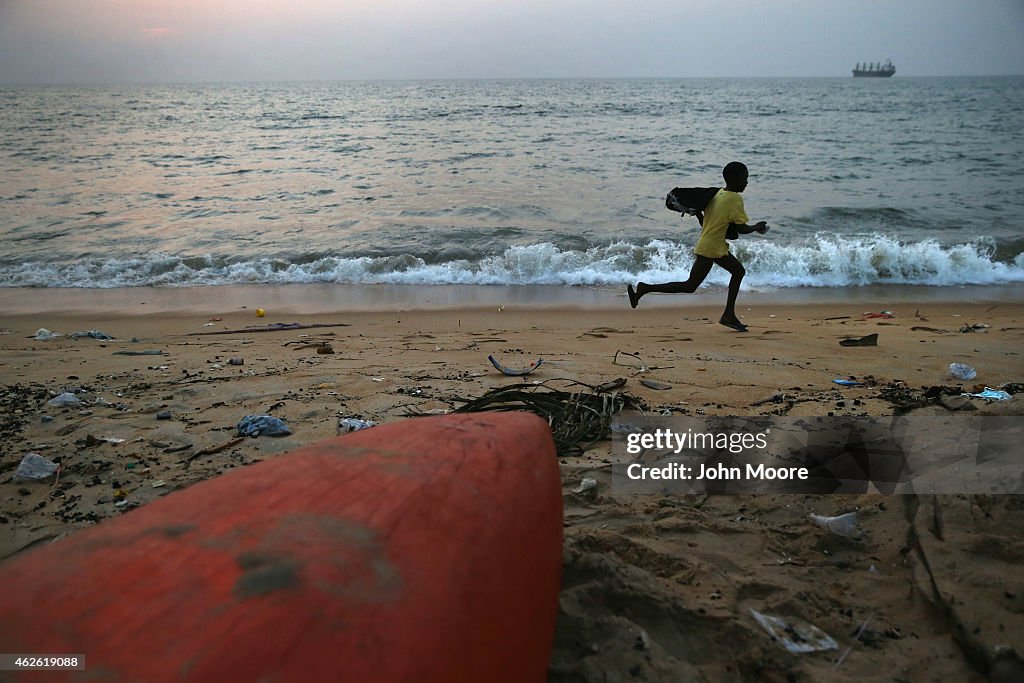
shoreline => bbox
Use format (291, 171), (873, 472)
(3, 282), (1023, 316)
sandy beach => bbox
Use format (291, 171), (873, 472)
(2, 285), (1023, 681)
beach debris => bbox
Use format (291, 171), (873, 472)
(488, 354), (543, 376)
(573, 478), (597, 494)
(594, 378), (627, 393)
(613, 350), (673, 374)
(182, 437), (246, 466)
(639, 379), (672, 390)
(227, 357), (245, 365)
(877, 382), (942, 411)
(939, 395), (978, 411)
(339, 417), (377, 433)
(962, 388), (1012, 402)
(834, 620), (871, 671)
(189, 322), (351, 336)
(237, 414), (292, 437)
(861, 311), (894, 319)
(610, 421), (642, 434)
(750, 608), (838, 654)
(450, 379), (642, 456)
(614, 350), (648, 371)
(13, 453), (60, 481)
(832, 379), (865, 387)
(156, 410), (172, 420)
(839, 333), (878, 347)
(112, 349), (167, 356)
(47, 392), (82, 407)
(911, 326), (948, 333)
(256, 308), (266, 317)
(69, 330), (115, 340)
(809, 511), (861, 538)
(751, 393), (788, 406)
(959, 323), (990, 333)
(287, 339), (336, 354)
(31, 328), (63, 340)
(949, 363), (977, 381)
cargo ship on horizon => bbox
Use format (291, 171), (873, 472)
(853, 59), (895, 77)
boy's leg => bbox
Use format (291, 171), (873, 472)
(628, 256), (714, 308)
(714, 253), (747, 330)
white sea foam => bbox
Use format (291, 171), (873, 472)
(2, 235), (1022, 289)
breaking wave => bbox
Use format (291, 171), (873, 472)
(1, 234), (1022, 289)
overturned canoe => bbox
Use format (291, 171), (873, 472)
(0, 412), (563, 682)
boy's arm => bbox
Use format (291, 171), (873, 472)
(730, 221), (769, 234)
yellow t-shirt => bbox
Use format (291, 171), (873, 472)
(694, 189), (748, 258)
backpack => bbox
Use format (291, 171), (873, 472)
(665, 186), (739, 240)
(665, 187), (720, 217)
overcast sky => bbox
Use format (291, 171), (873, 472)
(1, 0), (1021, 84)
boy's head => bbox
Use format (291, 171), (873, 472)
(723, 161), (748, 192)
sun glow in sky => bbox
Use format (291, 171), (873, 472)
(0, 0), (1021, 83)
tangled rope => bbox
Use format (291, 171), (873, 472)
(451, 379), (642, 457)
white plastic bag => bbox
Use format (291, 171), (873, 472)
(14, 453), (59, 480)
(47, 392), (82, 407)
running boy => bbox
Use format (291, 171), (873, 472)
(627, 161), (769, 332)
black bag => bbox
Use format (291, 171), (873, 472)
(665, 187), (720, 216)
(665, 186), (739, 240)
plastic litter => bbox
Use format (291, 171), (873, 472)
(47, 392), (82, 407)
(750, 608), (838, 654)
(832, 379), (865, 387)
(338, 417), (377, 433)
(14, 453), (60, 481)
(949, 363), (977, 381)
(573, 478), (597, 494)
(963, 388), (1012, 401)
(488, 354), (543, 376)
(610, 422), (642, 434)
(69, 330), (115, 340)
(32, 328), (63, 340)
(237, 414), (292, 437)
(809, 511), (861, 538)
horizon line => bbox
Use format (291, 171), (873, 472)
(2, 73), (1022, 87)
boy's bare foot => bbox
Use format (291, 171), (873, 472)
(719, 317), (748, 332)
(627, 284), (639, 309)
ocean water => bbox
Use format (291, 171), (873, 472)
(1, 77), (1023, 292)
